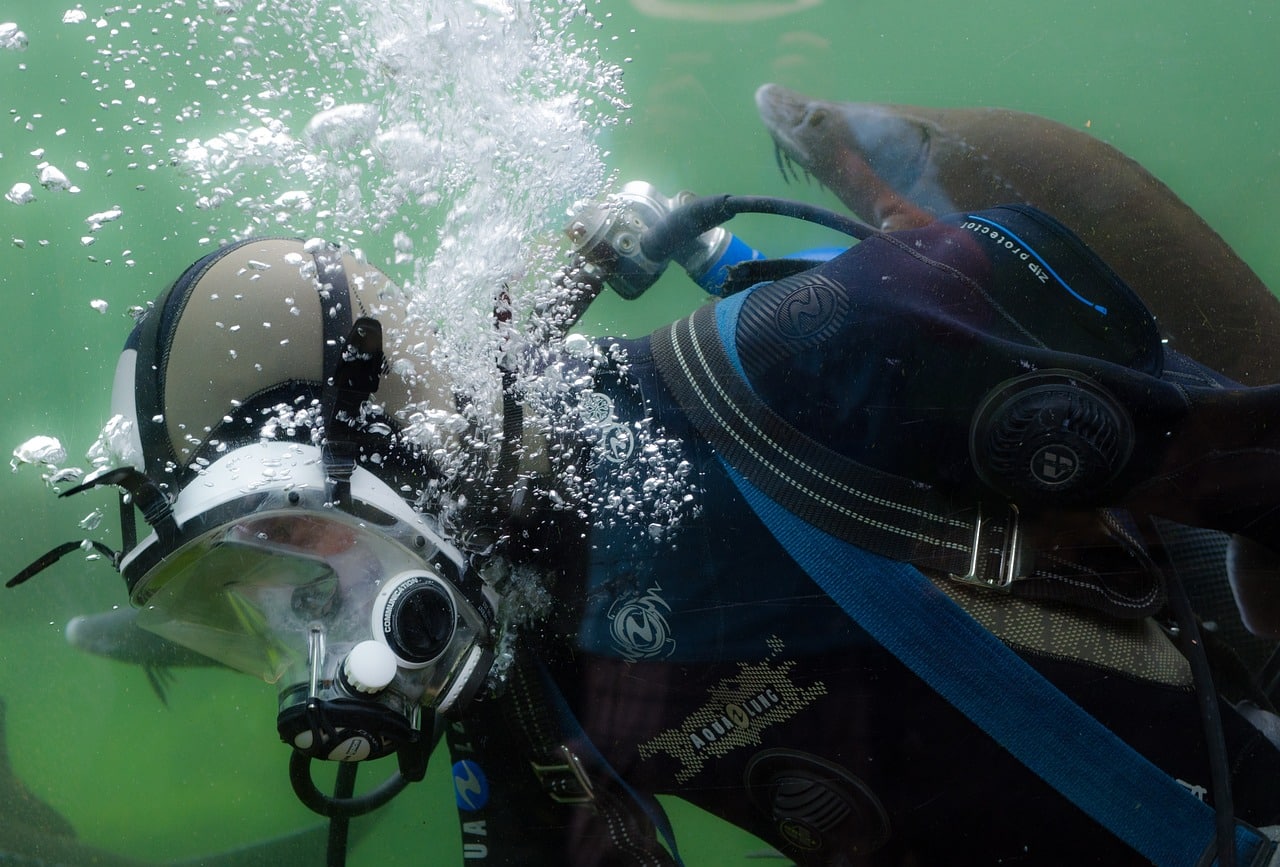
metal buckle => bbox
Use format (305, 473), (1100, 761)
(531, 745), (596, 806)
(948, 503), (1026, 590)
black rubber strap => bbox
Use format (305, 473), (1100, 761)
(312, 246), (367, 508)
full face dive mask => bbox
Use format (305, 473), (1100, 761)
(121, 441), (494, 765)
(10, 238), (496, 815)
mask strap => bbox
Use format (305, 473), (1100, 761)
(6, 539), (117, 588)
(118, 489), (137, 553)
(320, 316), (386, 508)
(7, 466), (176, 588)
(312, 245), (389, 509)
(64, 466), (179, 546)
(480, 286), (524, 520)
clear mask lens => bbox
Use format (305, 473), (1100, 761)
(132, 509), (487, 711)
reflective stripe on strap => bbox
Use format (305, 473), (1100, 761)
(652, 302), (1024, 588)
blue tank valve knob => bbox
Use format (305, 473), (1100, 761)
(681, 231), (765, 297)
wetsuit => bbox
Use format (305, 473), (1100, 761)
(445, 207), (1280, 866)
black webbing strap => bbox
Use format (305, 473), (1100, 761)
(652, 303), (1024, 588)
(506, 656), (683, 865)
(313, 246), (371, 508)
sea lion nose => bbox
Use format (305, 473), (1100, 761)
(755, 82), (808, 125)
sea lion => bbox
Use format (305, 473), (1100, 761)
(65, 607), (222, 704)
(755, 82), (1280, 383)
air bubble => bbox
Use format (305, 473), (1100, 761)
(38, 164), (71, 191)
(5, 183), (35, 205)
(0, 22), (27, 51)
(11, 435), (66, 471)
(84, 206), (123, 231)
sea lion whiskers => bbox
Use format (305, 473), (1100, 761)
(772, 140), (793, 182)
(772, 140), (810, 185)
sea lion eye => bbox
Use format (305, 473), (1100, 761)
(805, 108), (827, 129)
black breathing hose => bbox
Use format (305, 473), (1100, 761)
(639, 194), (879, 267)
(1135, 515), (1239, 867)
(1160, 552), (1239, 867)
(326, 762), (359, 867)
(289, 751), (411, 819)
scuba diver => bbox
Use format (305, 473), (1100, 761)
(12, 183), (1280, 867)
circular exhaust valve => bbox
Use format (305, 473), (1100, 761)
(343, 640), (399, 694)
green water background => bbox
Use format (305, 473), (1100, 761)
(1, 1), (1278, 863)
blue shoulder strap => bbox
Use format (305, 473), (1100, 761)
(724, 460), (1267, 867)
(657, 295), (1272, 867)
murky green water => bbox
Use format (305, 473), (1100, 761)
(1, 1), (1277, 864)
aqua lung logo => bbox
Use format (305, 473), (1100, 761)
(600, 423), (635, 464)
(449, 723), (491, 860)
(775, 275), (841, 340)
(639, 639), (827, 782)
(1031, 443), (1079, 486)
(688, 687), (782, 751)
(452, 759), (490, 812)
(577, 390), (613, 425)
(608, 583), (676, 661)
(577, 390), (635, 464)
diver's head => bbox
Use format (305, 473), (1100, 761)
(110, 236), (449, 497)
(88, 238), (497, 797)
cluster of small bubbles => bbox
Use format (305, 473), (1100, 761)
(520, 342), (701, 543)
(584, 435), (700, 540)
(259, 400), (323, 444)
(486, 560), (556, 689)
(159, 0), (626, 448)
